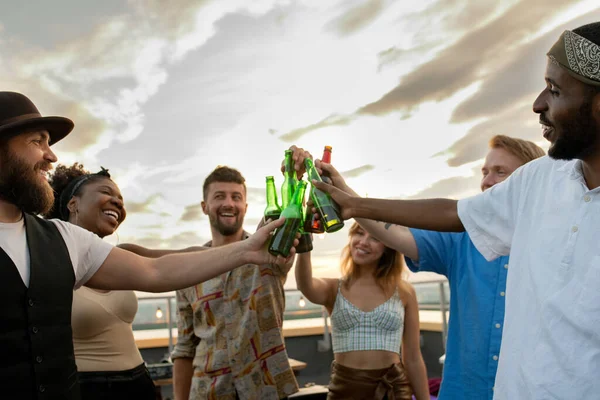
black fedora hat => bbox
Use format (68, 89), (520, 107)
(0, 91), (74, 145)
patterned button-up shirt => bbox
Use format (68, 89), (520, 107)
(171, 233), (298, 400)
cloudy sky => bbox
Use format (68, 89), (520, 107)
(1, 0), (598, 289)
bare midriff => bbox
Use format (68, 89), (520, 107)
(334, 350), (401, 370)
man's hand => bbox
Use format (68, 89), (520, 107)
(281, 145), (313, 180)
(244, 218), (299, 265)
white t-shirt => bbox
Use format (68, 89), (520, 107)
(457, 155), (600, 400)
(0, 217), (113, 289)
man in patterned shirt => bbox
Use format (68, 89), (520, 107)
(172, 154), (308, 400)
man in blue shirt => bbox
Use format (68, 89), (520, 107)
(315, 135), (544, 400)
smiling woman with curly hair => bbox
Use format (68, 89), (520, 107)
(46, 162), (157, 400)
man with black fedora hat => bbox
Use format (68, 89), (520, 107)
(0, 91), (298, 399)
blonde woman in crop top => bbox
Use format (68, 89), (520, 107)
(295, 222), (429, 400)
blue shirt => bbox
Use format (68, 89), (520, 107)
(405, 229), (508, 400)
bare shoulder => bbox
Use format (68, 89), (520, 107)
(397, 280), (417, 306)
(322, 277), (340, 308)
(322, 277), (339, 289)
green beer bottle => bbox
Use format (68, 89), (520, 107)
(304, 146), (333, 234)
(281, 149), (298, 209)
(268, 180), (307, 257)
(296, 192), (314, 253)
(304, 158), (344, 233)
(263, 176), (281, 221)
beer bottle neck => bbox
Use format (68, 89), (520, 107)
(284, 152), (294, 175)
(291, 181), (307, 206)
(304, 159), (322, 182)
(266, 179), (279, 206)
(321, 147), (332, 164)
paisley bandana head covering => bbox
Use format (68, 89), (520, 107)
(547, 30), (600, 86)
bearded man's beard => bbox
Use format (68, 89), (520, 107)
(0, 148), (55, 215)
(208, 209), (243, 237)
(548, 101), (600, 161)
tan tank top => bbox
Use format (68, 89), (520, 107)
(71, 287), (143, 371)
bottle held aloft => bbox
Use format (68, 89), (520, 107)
(263, 176), (281, 221)
(268, 180), (308, 257)
(296, 187), (313, 253)
(304, 145), (333, 233)
(319, 145), (333, 184)
(281, 149), (298, 209)
(296, 231), (313, 254)
(304, 158), (344, 233)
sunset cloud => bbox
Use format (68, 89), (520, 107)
(406, 167), (481, 200)
(180, 202), (205, 222)
(278, 114), (356, 142)
(277, 0), (584, 143)
(341, 164), (376, 178)
(325, 0), (387, 36)
(437, 103), (545, 167)
(358, 0), (571, 116)
(3, 0), (293, 158)
(126, 194), (164, 214)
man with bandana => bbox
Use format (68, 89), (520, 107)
(312, 22), (600, 399)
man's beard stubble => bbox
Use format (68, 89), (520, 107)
(209, 210), (244, 237)
(548, 101), (600, 161)
(0, 147), (54, 215)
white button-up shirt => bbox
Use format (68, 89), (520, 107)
(458, 155), (600, 400)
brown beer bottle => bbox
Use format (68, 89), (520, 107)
(263, 176), (281, 221)
(304, 158), (344, 233)
(268, 180), (307, 257)
(304, 146), (333, 233)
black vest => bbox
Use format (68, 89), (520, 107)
(0, 213), (80, 399)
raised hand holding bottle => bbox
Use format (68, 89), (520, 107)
(304, 158), (344, 233)
(304, 145), (334, 233)
(268, 180), (308, 257)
